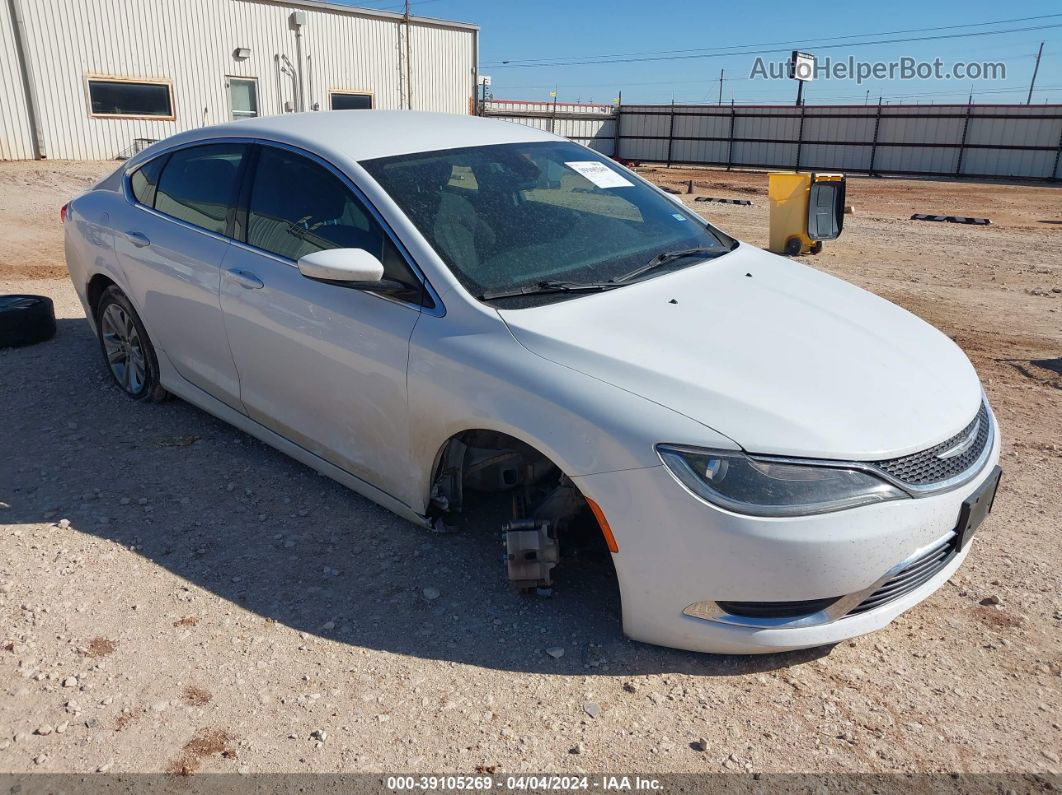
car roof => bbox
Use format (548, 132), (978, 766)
(172, 110), (563, 163)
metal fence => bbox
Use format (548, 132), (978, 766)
(482, 100), (617, 154)
(483, 100), (1062, 181)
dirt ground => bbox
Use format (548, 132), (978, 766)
(0, 160), (1060, 776)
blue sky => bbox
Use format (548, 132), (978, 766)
(340, 0), (1062, 105)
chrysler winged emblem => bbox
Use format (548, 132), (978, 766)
(936, 418), (980, 460)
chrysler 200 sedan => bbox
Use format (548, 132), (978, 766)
(64, 111), (1001, 654)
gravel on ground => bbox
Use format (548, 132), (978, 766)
(0, 160), (1059, 774)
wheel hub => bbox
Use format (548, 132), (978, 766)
(100, 303), (145, 395)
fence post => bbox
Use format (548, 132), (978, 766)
(725, 100), (735, 171)
(795, 103), (806, 170)
(956, 100), (973, 177)
(612, 92), (622, 159)
(1053, 121), (1062, 182)
(666, 99), (676, 167)
(868, 97), (882, 175)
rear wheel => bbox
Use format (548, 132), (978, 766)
(96, 286), (168, 402)
(783, 236), (803, 256)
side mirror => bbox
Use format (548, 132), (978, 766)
(297, 248), (384, 284)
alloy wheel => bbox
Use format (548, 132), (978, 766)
(100, 303), (146, 395)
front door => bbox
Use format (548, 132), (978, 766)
(220, 145), (424, 500)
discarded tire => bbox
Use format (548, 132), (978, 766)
(0, 295), (56, 348)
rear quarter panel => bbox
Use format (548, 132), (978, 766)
(65, 189), (126, 330)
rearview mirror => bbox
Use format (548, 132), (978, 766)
(297, 248), (384, 284)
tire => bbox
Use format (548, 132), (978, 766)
(783, 237), (803, 257)
(0, 295), (56, 348)
(810, 241), (823, 255)
(95, 286), (168, 402)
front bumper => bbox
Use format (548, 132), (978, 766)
(572, 423), (1000, 655)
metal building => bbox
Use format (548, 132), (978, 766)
(1, 0), (479, 160)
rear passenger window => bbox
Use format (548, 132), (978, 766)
(129, 154), (168, 206)
(154, 144), (247, 235)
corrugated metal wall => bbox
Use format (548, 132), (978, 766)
(1, 0), (476, 160)
(485, 100), (1062, 181)
(483, 100), (616, 154)
(0, 0), (36, 159)
(409, 22), (476, 116)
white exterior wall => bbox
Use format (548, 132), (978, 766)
(0, 0), (476, 160)
(0, 0), (36, 159)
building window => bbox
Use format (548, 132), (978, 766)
(228, 77), (258, 120)
(88, 79), (173, 118)
(330, 92), (373, 110)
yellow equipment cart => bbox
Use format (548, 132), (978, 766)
(768, 172), (846, 256)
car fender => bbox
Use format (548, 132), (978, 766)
(404, 308), (739, 514)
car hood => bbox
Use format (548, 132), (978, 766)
(498, 244), (983, 460)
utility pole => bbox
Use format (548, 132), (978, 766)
(404, 0), (413, 109)
(1027, 41), (1044, 104)
(718, 69), (724, 105)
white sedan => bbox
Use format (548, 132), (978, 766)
(63, 111), (1001, 654)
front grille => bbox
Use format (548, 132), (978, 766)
(847, 535), (956, 616)
(874, 402), (990, 487)
(716, 597), (841, 619)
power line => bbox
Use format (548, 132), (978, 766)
(489, 12), (1062, 66)
(483, 21), (1062, 68)
(491, 43), (1044, 94)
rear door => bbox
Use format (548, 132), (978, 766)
(219, 144), (425, 500)
(113, 143), (249, 409)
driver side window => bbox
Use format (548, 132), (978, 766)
(245, 146), (423, 301)
(247, 147), (380, 260)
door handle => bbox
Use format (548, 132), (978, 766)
(124, 231), (150, 248)
(225, 268), (264, 290)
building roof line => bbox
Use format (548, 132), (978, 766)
(237, 0), (480, 32)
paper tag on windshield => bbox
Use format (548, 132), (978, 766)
(564, 161), (634, 189)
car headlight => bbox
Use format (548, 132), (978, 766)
(657, 445), (907, 517)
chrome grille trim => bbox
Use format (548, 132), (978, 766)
(746, 399), (996, 498)
(872, 402), (991, 490)
(846, 535), (956, 616)
(683, 531), (961, 629)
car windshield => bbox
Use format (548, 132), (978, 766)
(361, 141), (735, 306)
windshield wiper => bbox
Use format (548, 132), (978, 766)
(612, 246), (721, 284)
(478, 280), (624, 301)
